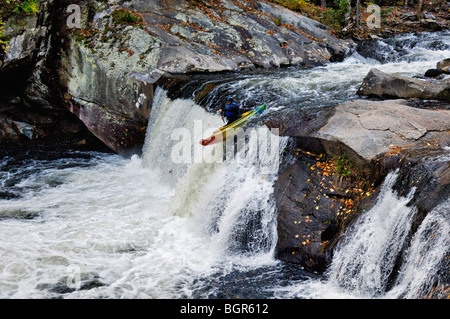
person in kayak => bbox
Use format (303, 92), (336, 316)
(219, 97), (240, 124)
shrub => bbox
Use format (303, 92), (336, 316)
(334, 155), (352, 177)
(111, 8), (144, 26)
(320, 0), (349, 31)
(6, 0), (40, 15)
(0, 21), (9, 51)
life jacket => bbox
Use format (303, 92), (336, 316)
(225, 102), (239, 117)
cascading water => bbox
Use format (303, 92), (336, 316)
(0, 31), (449, 299)
(273, 171), (449, 299)
(325, 171), (417, 298)
(141, 88), (287, 256)
(202, 31), (450, 111)
(385, 200), (450, 299)
(0, 87), (289, 299)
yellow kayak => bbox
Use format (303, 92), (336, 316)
(200, 104), (267, 146)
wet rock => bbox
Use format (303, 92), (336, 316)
(425, 68), (443, 78)
(274, 137), (379, 273)
(0, 115), (44, 142)
(37, 272), (106, 295)
(437, 58), (450, 74)
(357, 68), (450, 101)
(272, 98), (450, 272)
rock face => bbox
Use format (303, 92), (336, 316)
(316, 99), (450, 161)
(270, 98), (450, 273)
(437, 58), (450, 73)
(116, 0), (348, 70)
(273, 137), (379, 273)
(0, 0), (350, 154)
(357, 68), (450, 101)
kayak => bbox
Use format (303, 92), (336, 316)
(200, 104), (267, 146)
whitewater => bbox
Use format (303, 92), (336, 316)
(0, 31), (449, 299)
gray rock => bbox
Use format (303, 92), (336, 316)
(357, 68), (450, 101)
(0, 10), (49, 71)
(425, 68), (444, 78)
(316, 99), (450, 161)
(423, 11), (437, 20)
(437, 58), (450, 74)
(272, 98), (450, 272)
(0, 115), (44, 142)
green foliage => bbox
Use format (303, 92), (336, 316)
(274, 15), (283, 26)
(19, 0), (39, 14)
(320, 0), (350, 31)
(7, 0), (39, 15)
(334, 155), (352, 178)
(0, 21), (9, 51)
(111, 8), (144, 26)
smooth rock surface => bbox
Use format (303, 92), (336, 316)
(316, 99), (450, 161)
(357, 68), (450, 101)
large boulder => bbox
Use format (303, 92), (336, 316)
(357, 68), (450, 101)
(274, 137), (379, 273)
(437, 58), (450, 74)
(270, 99), (450, 272)
(424, 68), (443, 78)
(315, 99), (450, 161)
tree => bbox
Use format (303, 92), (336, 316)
(417, 0), (424, 19)
(356, 0), (360, 26)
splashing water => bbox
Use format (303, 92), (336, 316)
(326, 171), (417, 298)
(0, 31), (449, 299)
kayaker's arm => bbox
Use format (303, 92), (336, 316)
(218, 109), (225, 122)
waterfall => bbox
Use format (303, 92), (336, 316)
(326, 171), (418, 298)
(1, 30), (449, 298)
(141, 87), (287, 256)
(324, 171), (449, 299)
(386, 200), (450, 299)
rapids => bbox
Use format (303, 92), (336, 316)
(0, 31), (449, 299)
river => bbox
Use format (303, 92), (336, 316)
(0, 31), (449, 299)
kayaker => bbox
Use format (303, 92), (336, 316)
(218, 97), (240, 124)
